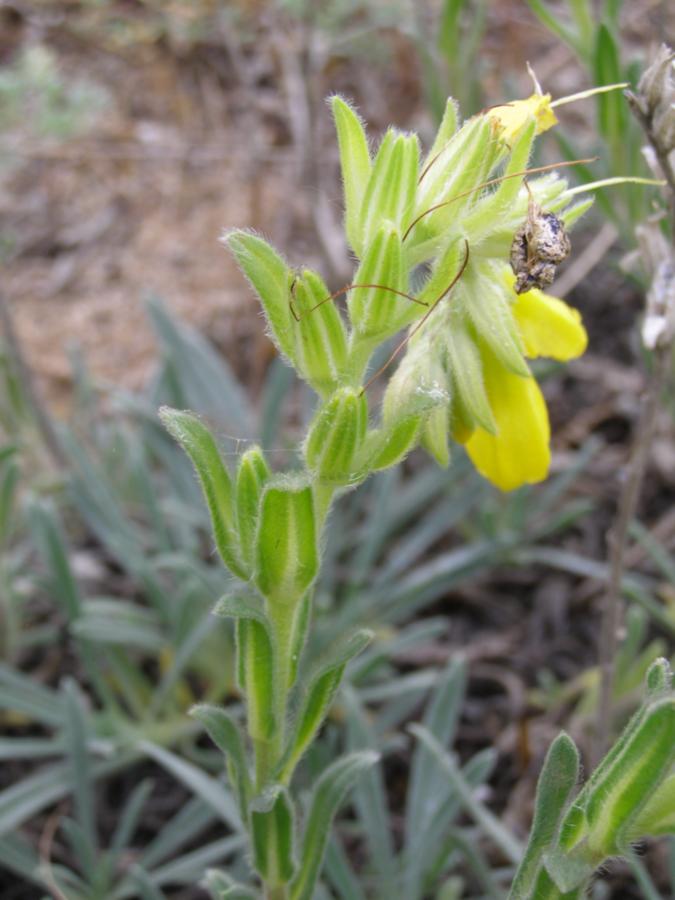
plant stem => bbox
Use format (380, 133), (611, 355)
(253, 601), (298, 791)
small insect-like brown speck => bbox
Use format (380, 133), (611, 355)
(510, 187), (571, 294)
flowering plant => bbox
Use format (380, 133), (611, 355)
(160, 85), (675, 899)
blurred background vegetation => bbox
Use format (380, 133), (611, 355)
(0, 1), (674, 897)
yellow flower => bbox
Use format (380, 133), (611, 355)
(488, 93), (558, 142)
(509, 276), (588, 361)
(465, 350), (550, 491)
(464, 277), (587, 491)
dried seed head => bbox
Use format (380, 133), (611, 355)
(638, 44), (675, 116)
(636, 43), (675, 154)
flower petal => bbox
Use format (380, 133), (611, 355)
(512, 285), (588, 361)
(465, 353), (550, 491)
(488, 93), (558, 141)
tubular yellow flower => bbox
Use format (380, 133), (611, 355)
(465, 348), (550, 492)
(509, 275), (588, 360)
(461, 274), (587, 491)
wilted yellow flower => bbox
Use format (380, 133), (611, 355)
(488, 93), (558, 142)
(463, 277), (587, 491)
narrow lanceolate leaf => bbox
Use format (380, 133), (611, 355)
(508, 733), (579, 900)
(281, 630), (373, 781)
(331, 96), (372, 257)
(63, 680), (96, 866)
(159, 408), (245, 578)
(359, 416), (421, 473)
(445, 312), (496, 434)
(410, 725), (523, 865)
(348, 226), (408, 340)
(191, 705), (252, 817)
(255, 480), (318, 605)
(29, 501), (81, 621)
(290, 751), (379, 900)
(382, 331), (450, 424)
(460, 266), (529, 377)
(421, 97), (458, 176)
(290, 270), (348, 396)
(360, 130), (419, 250)
(251, 786), (295, 887)
(411, 116), (498, 256)
(224, 231), (296, 365)
(235, 446), (271, 569)
(406, 659), (467, 854)
(462, 119), (536, 238)
(584, 696), (675, 858)
(304, 388), (368, 486)
(421, 404), (450, 467)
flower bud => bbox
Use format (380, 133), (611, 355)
(360, 129), (419, 251)
(236, 446), (271, 569)
(290, 269), (348, 396)
(348, 226), (409, 341)
(304, 388), (367, 485)
(584, 696), (675, 858)
(255, 478), (318, 606)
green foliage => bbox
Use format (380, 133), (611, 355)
(510, 662), (675, 898)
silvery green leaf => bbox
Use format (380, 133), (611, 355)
(359, 416), (421, 473)
(280, 630), (373, 780)
(290, 751), (379, 900)
(191, 705), (251, 818)
(422, 97), (458, 174)
(460, 265), (528, 377)
(445, 312), (496, 434)
(225, 230), (296, 365)
(508, 732), (580, 900)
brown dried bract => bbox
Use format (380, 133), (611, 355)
(510, 193), (571, 294)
